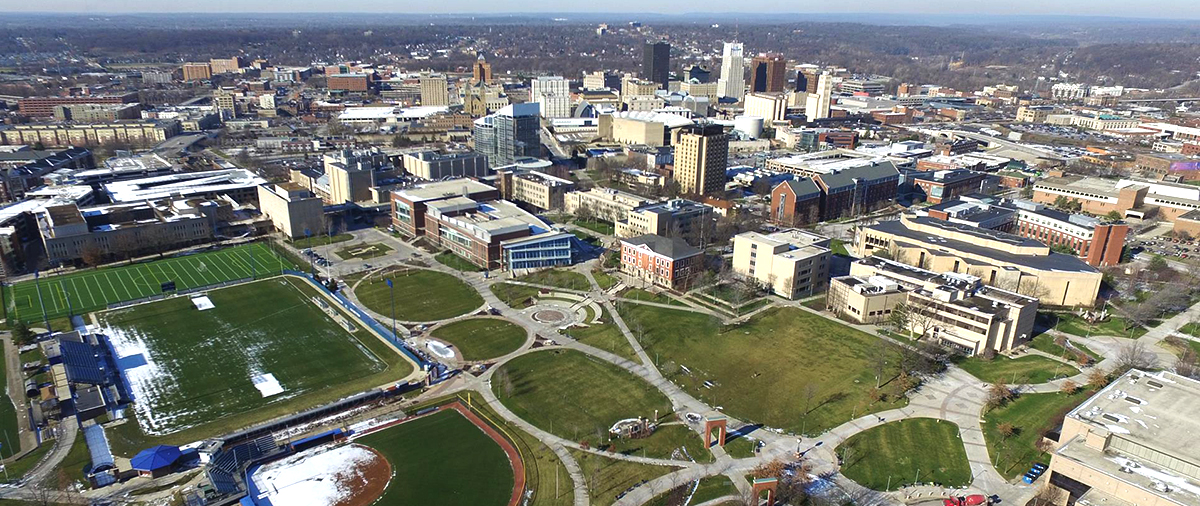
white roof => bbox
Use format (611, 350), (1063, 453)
(610, 110), (695, 129)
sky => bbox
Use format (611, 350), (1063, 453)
(3, 0), (1198, 19)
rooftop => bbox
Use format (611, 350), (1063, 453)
(393, 178), (497, 203)
(866, 217), (1098, 273)
(622, 234), (701, 260)
(103, 169), (266, 203)
(1057, 370), (1200, 506)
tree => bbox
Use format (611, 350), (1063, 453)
(80, 245), (105, 268)
(888, 302), (912, 337)
(1106, 210), (1123, 221)
(1087, 368), (1110, 389)
(1116, 340), (1158, 373)
(1061, 380), (1080, 394)
(1175, 348), (1198, 379)
(12, 320), (34, 346)
(986, 382), (1014, 410)
(1149, 255), (1170, 274)
(997, 422), (1017, 439)
(907, 297), (937, 340)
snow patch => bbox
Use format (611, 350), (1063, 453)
(191, 295), (215, 311)
(253, 374), (284, 398)
(252, 444), (381, 506)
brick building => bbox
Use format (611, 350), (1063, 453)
(620, 234), (703, 291)
(768, 179), (822, 227)
(906, 169), (988, 204)
(17, 93), (139, 118)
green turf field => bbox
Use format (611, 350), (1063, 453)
(353, 268), (484, 321)
(6, 243), (295, 322)
(98, 277), (413, 451)
(359, 409), (514, 506)
(430, 318), (527, 361)
(836, 418), (971, 490)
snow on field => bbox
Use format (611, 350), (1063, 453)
(251, 444), (381, 506)
(253, 373), (284, 397)
(102, 323), (194, 436)
(191, 295), (215, 310)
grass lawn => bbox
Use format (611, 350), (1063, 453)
(569, 318), (639, 363)
(491, 282), (542, 309)
(494, 350), (675, 449)
(574, 218), (615, 236)
(6, 243), (295, 322)
(691, 475), (739, 503)
(2, 441), (52, 483)
(983, 390), (1091, 478)
(435, 251), (485, 272)
(354, 268), (483, 321)
(723, 436), (757, 459)
(334, 242), (394, 260)
(102, 277), (414, 455)
(1159, 335), (1200, 358)
(801, 296), (826, 312)
(569, 449), (677, 506)
(519, 269), (591, 291)
(1179, 322), (1200, 338)
(431, 318), (527, 361)
(43, 430), (87, 490)
(1049, 312), (1145, 339)
(618, 305), (909, 435)
(359, 409), (513, 506)
(956, 354), (1078, 385)
(620, 289), (686, 306)
(836, 418), (971, 490)
(1028, 335), (1098, 364)
(289, 233), (353, 249)
(830, 239), (850, 256)
(608, 424), (712, 463)
(0, 343), (20, 459)
(594, 270), (619, 290)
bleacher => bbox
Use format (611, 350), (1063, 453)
(203, 435), (278, 497)
(59, 340), (109, 385)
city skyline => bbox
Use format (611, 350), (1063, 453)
(4, 1), (1199, 19)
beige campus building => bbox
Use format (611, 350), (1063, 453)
(1045, 369), (1200, 506)
(495, 169), (575, 212)
(564, 188), (655, 223)
(855, 213), (1102, 307)
(615, 199), (714, 243)
(257, 183), (325, 240)
(828, 257), (1038, 355)
(0, 121), (182, 147)
(732, 229), (832, 299)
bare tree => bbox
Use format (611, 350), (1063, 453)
(1116, 340), (1159, 373)
(907, 296), (937, 340)
(1175, 349), (1198, 379)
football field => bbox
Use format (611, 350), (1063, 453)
(99, 276), (413, 444)
(5, 243), (295, 322)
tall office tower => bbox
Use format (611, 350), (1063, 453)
(793, 67), (809, 92)
(675, 124), (729, 196)
(642, 41), (671, 89)
(750, 54), (787, 93)
(472, 55), (493, 83)
(473, 103), (541, 166)
(582, 71), (620, 91)
(685, 65), (711, 84)
(805, 72), (833, 121)
(802, 69), (821, 94)
(419, 71), (450, 106)
(530, 76), (571, 119)
(717, 42), (745, 101)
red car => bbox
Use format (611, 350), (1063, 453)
(944, 495), (988, 506)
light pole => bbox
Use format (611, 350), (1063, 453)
(33, 270), (48, 332)
(388, 278), (397, 341)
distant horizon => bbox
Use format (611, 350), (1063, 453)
(2, 2), (1199, 21)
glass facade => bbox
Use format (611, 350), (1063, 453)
(503, 236), (574, 270)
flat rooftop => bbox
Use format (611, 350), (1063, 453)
(1058, 370), (1200, 506)
(103, 169), (266, 202)
(394, 179), (496, 203)
(1036, 176), (1126, 198)
(866, 217), (1098, 273)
